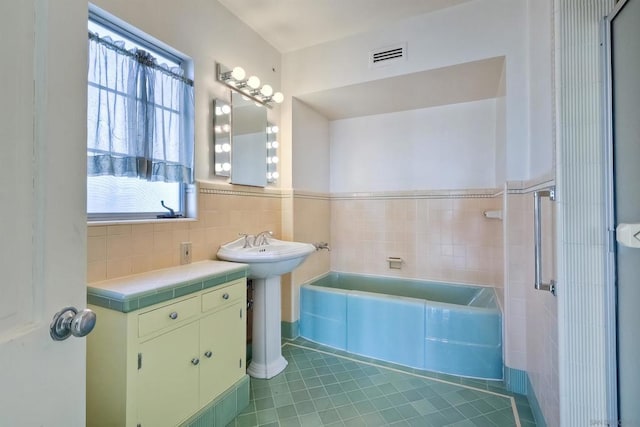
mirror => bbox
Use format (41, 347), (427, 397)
(230, 92), (268, 187)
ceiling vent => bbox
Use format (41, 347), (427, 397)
(369, 43), (407, 68)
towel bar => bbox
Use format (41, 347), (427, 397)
(534, 187), (556, 295)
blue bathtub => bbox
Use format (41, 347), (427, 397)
(299, 273), (503, 380)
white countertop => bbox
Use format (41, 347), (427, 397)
(88, 260), (247, 302)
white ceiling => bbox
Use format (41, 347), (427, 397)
(217, 0), (503, 120)
(216, 0), (472, 53)
(296, 57), (505, 120)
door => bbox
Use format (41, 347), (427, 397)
(0, 1), (88, 425)
(607, 0), (640, 423)
(199, 302), (245, 405)
(138, 322), (200, 427)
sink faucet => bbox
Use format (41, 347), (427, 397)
(238, 233), (253, 248)
(254, 230), (273, 246)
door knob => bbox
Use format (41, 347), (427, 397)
(50, 307), (97, 341)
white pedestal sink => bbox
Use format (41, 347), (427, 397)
(217, 236), (315, 379)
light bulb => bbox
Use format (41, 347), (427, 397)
(222, 162), (231, 172)
(231, 66), (246, 81)
(266, 126), (272, 134)
(266, 142), (272, 149)
(272, 140), (279, 149)
(247, 75), (260, 89)
(221, 104), (231, 114)
(215, 144), (222, 153)
(271, 125), (279, 133)
(215, 163), (222, 172)
(214, 125), (222, 133)
(272, 171), (279, 179)
(272, 92), (284, 103)
(260, 84), (273, 97)
(215, 107), (222, 116)
(222, 124), (230, 133)
(222, 143), (231, 152)
(266, 157), (272, 164)
(272, 156), (279, 164)
(267, 172), (273, 180)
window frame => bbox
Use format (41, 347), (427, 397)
(87, 6), (194, 222)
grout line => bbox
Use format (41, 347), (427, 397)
(282, 341), (522, 423)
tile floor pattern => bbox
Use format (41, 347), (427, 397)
(228, 339), (536, 427)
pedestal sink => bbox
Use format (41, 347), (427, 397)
(217, 235), (315, 379)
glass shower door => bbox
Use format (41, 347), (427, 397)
(608, 0), (640, 423)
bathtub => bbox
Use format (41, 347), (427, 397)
(299, 273), (503, 380)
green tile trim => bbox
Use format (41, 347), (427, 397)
(182, 375), (250, 427)
(139, 288), (175, 308)
(228, 270), (247, 281)
(281, 320), (299, 339)
(527, 375), (547, 427)
(175, 280), (205, 298)
(505, 366), (528, 395)
(87, 267), (248, 313)
(203, 275), (229, 290)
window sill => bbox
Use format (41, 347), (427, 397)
(87, 217), (198, 226)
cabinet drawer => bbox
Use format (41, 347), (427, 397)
(138, 296), (200, 338)
(202, 280), (245, 313)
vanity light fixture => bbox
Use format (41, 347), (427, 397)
(216, 62), (284, 108)
(266, 124), (279, 184)
(213, 98), (232, 178)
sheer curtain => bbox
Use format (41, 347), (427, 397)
(87, 32), (194, 184)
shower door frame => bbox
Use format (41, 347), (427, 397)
(602, 0), (636, 422)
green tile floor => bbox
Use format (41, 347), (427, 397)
(228, 338), (536, 427)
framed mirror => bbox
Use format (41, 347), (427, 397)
(229, 92), (268, 187)
(213, 95), (275, 186)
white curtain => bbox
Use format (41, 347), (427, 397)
(87, 33), (194, 183)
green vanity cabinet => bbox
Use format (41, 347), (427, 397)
(86, 262), (248, 427)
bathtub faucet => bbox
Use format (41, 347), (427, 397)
(254, 230), (273, 246)
(314, 242), (331, 251)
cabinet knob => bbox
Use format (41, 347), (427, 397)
(191, 358), (200, 366)
(222, 293), (229, 300)
(204, 351), (213, 358)
(169, 312), (178, 320)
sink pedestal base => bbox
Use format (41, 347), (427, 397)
(247, 276), (288, 379)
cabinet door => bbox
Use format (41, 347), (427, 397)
(199, 302), (246, 406)
(138, 321), (200, 427)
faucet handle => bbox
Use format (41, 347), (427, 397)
(255, 230), (273, 246)
(314, 242), (331, 251)
(238, 233), (253, 248)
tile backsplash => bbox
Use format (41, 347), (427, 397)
(87, 183), (283, 283)
(330, 190), (504, 287)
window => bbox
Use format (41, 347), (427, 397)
(87, 11), (194, 221)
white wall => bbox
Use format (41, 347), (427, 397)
(283, 0), (530, 183)
(91, 0), (282, 184)
(527, 0), (554, 179)
(495, 64), (507, 185)
(330, 99), (497, 193)
(292, 99), (330, 193)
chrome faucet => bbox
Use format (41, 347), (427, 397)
(254, 230), (273, 246)
(238, 233), (253, 248)
(314, 242), (331, 251)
